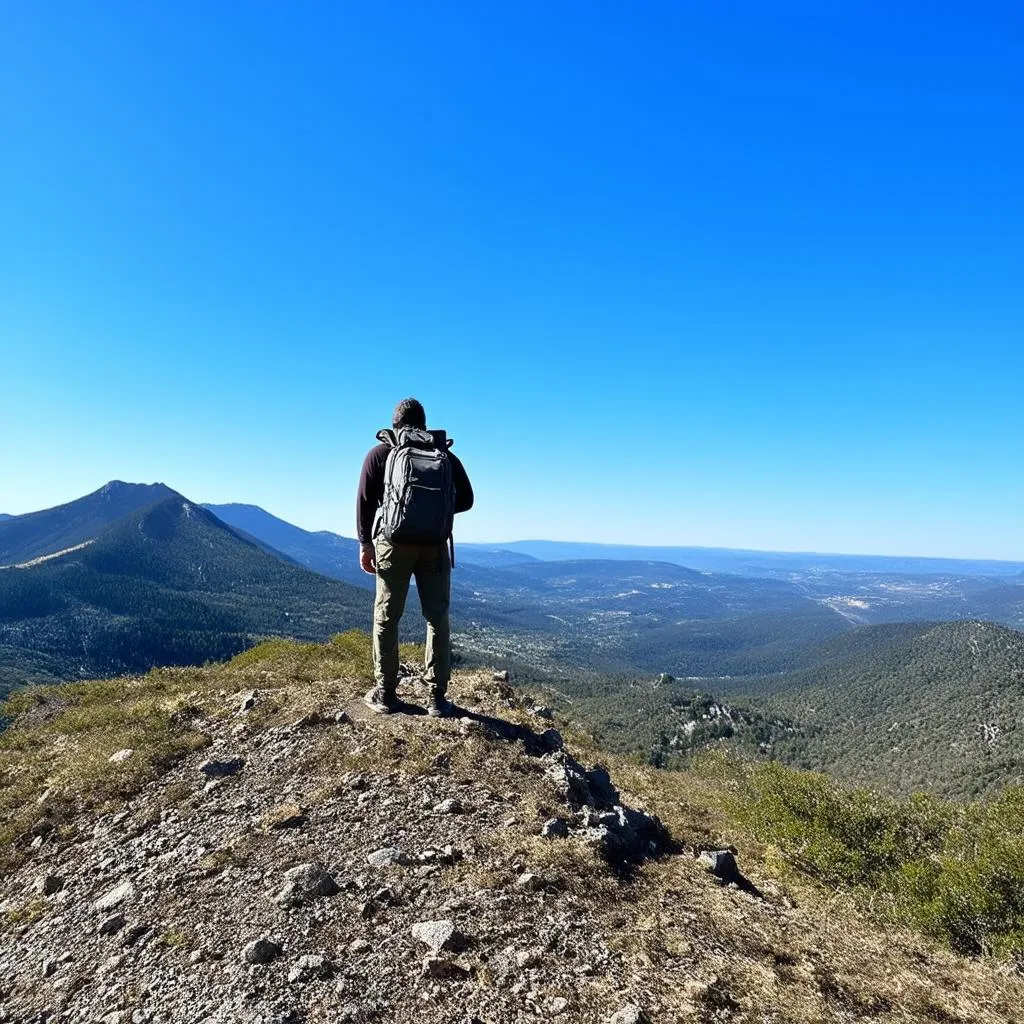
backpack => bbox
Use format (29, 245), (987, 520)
(375, 427), (456, 546)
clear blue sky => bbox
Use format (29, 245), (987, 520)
(2, 2), (1022, 558)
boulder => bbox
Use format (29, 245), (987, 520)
(288, 954), (336, 983)
(36, 874), (64, 896)
(366, 847), (409, 868)
(98, 913), (126, 937)
(198, 757), (244, 779)
(541, 817), (570, 839)
(609, 1006), (651, 1024)
(432, 798), (463, 815)
(95, 882), (133, 912)
(275, 862), (340, 906)
(243, 937), (283, 964)
(411, 919), (463, 953)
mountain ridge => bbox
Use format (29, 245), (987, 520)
(0, 481), (178, 566)
(2, 634), (1022, 1022)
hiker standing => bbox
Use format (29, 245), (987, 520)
(356, 398), (474, 717)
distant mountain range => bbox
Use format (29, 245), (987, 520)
(469, 540), (1024, 578)
(198, 502), (1024, 671)
(204, 503), (367, 588)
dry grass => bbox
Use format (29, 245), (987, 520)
(3, 632), (1024, 1022)
(0, 630), (411, 872)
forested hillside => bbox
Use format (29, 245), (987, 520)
(0, 481), (175, 565)
(751, 620), (1024, 798)
(0, 497), (370, 694)
(561, 620), (1024, 800)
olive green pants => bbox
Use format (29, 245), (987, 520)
(372, 538), (451, 698)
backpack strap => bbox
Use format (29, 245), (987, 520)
(376, 428), (397, 447)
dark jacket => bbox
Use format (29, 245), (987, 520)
(356, 443), (474, 544)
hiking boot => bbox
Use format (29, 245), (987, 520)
(363, 686), (399, 714)
(426, 694), (456, 718)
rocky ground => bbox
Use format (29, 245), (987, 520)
(1, 639), (1022, 1023)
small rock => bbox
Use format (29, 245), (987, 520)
(243, 937), (283, 964)
(122, 923), (152, 947)
(288, 953), (336, 983)
(261, 804), (307, 830)
(335, 710), (353, 725)
(411, 919), (463, 953)
(30, 818), (55, 837)
(515, 949), (542, 969)
(421, 955), (469, 980)
(108, 749), (134, 764)
(198, 757), (244, 779)
(36, 874), (64, 896)
(348, 938), (371, 954)
(432, 798), (463, 815)
(98, 913), (126, 936)
(95, 882), (133, 912)
(366, 847), (408, 868)
(516, 873), (544, 892)
(541, 818), (570, 839)
(493, 670), (509, 683)
(41, 959), (57, 978)
(699, 849), (741, 883)
(609, 1005), (651, 1024)
(238, 690), (258, 713)
(529, 706), (554, 720)
(550, 996), (569, 1015)
(275, 862), (340, 906)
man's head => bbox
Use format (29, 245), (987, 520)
(392, 397), (427, 430)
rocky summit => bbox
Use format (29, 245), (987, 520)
(1, 634), (1022, 1023)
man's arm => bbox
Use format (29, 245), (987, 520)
(451, 454), (474, 514)
(356, 446), (388, 572)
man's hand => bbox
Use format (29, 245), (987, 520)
(359, 542), (376, 575)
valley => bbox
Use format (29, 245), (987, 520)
(3, 483), (1024, 803)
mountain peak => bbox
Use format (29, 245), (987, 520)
(0, 482), (186, 566)
(99, 480), (177, 500)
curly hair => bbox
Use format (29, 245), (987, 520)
(392, 397), (427, 430)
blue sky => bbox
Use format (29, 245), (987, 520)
(2, 2), (1022, 558)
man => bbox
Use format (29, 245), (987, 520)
(356, 398), (474, 717)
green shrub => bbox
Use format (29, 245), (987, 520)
(732, 759), (1024, 957)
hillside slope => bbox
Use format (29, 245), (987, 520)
(204, 503), (369, 589)
(1, 636), (1021, 1023)
(0, 481), (176, 565)
(0, 497), (370, 691)
(744, 620), (1024, 798)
